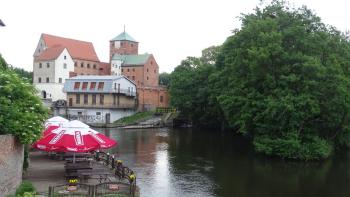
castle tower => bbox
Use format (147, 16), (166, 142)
(110, 31), (138, 60)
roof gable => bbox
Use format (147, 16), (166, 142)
(35, 46), (65, 61)
(111, 32), (137, 42)
(42, 34), (100, 62)
(112, 54), (150, 66)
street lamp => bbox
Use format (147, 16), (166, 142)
(0, 19), (5, 27)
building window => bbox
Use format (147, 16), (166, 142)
(121, 68), (123, 72)
(96, 112), (101, 115)
(78, 111), (82, 115)
(154, 69), (156, 73)
(76, 94), (80, 104)
(127, 68), (129, 72)
(113, 95), (116, 105)
(81, 62), (84, 67)
(92, 94), (96, 105)
(63, 63), (67, 69)
(74, 62), (77, 67)
(147, 76), (149, 80)
(132, 68), (135, 72)
(59, 78), (62, 83)
(151, 61), (153, 65)
(82, 82), (88, 90)
(131, 43), (134, 47)
(132, 76), (135, 80)
(47, 63), (50, 68)
(74, 82), (81, 90)
(84, 94), (88, 104)
(98, 82), (104, 90)
(147, 68), (149, 72)
(120, 42), (124, 47)
(39, 63), (42, 68)
(93, 64), (96, 69)
(38, 77), (41, 83)
(46, 77), (49, 83)
(90, 82), (96, 90)
(160, 95), (163, 103)
(64, 55), (66, 60)
(100, 94), (104, 105)
(87, 63), (90, 68)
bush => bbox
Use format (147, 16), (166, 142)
(0, 55), (48, 144)
(15, 181), (36, 196)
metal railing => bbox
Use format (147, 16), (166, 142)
(48, 151), (137, 197)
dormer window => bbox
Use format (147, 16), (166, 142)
(98, 82), (104, 90)
(74, 82), (81, 90)
(82, 82), (88, 90)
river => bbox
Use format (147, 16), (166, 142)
(94, 127), (350, 197)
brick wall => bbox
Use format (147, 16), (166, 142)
(137, 86), (169, 111)
(0, 135), (24, 197)
(110, 40), (138, 60)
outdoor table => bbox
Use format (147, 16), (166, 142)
(77, 169), (113, 183)
(65, 162), (92, 173)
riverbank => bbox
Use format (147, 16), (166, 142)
(89, 111), (177, 128)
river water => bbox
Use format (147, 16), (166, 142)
(95, 127), (350, 197)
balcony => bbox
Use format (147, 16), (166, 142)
(68, 103), (137, 109)
(112, 88), (136, 97)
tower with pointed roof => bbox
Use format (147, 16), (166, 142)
(110, 31), (139, 60)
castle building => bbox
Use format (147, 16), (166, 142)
(109, 31), (169, 111)
(33, 31), (168, 111)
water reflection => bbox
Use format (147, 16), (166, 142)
(94, 127), (350, 197)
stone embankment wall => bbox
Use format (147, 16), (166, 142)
(0, 135), (24, 197)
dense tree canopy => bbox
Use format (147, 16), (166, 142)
(10, 67), (33, 84)
(169, 1), (350, 160)
(0, 55), (48, 144)
(159, 72), (171, 86)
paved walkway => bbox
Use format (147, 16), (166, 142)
(23, 151), (67, 195)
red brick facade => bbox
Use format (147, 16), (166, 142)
(137, 86), (169, 111)
(109, 40), (138, 60)
(73, 59), (100, 75)
(121, 55), (159, 87)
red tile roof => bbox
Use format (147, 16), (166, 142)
(36, 46), (65, 61)
(42, 33), (100, 62)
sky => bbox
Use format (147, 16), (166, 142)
(0, 0), (350, 73)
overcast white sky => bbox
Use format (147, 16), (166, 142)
(0, 0), (349, 73)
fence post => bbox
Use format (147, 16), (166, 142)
(96, 150), (99, 161)
(89, 185), (95, 197)
(111, 155), (115, 169)
(106, 152), (110, 166)
(48, 186), (53, 197)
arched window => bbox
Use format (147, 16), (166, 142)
(42, 90), (47, 99)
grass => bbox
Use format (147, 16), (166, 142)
(114, 111), (154, 125)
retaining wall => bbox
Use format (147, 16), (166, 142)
(0, 135), (24, 197)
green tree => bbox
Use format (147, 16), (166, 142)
(159, 72), (171, 86)
(10, 67), (33, 84)
(170, 47), (224, 128)
(216, 1), (350, 159)
(0, 55), (48, 144)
